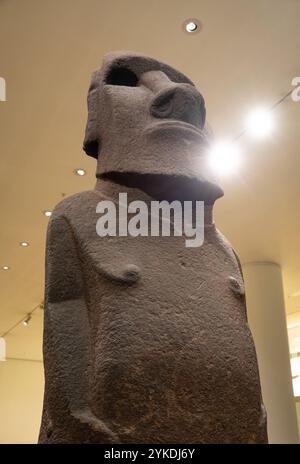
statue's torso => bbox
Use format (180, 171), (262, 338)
(60, 189), (267, 443)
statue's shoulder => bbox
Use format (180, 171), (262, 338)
(48, 190), (108, 247)
(213, 227), (233, 252)
(213, 226), (243, 271)
(51, 189), (106, 220)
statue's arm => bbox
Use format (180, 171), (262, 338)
(42, 212), (119, 442)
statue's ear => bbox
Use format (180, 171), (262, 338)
(83, 72), (100, 159)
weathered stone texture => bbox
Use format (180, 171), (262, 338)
(39, 52), (267, 444)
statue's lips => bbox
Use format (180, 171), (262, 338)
(145, 120), (206, 142)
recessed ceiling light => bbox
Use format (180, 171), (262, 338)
(245, 107), (274, 138)
(20, 241), (29, 247)
(208, 141), (241, 176)
(183, 19), (201, 34)
(2, 265), (10, 271)
(43, 210), (52, 217)
(186, 21), (197, 32)
(0, 337), (6, 361)
(74, 168), (86, 176)
(23, 314), (31, 326)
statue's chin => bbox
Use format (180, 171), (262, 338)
(98, 125), (211, 176)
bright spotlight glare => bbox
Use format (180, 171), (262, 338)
(245, 107), (274, 138)
(208, 141), (241, 176)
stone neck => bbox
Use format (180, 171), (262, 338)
(94, 177), (215, 226)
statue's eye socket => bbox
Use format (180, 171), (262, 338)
(106, 67), (138, 87)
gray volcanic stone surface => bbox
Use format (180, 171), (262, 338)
(39, 51), (267, 444)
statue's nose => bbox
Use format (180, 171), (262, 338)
(151, 85), (206, 128)
(141, 70), (206, 129)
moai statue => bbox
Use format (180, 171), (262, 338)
(39, 51), (267, 444)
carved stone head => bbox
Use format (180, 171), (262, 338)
(84, 51), (223, 202)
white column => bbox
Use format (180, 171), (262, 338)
(243, 262), (299, 443)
